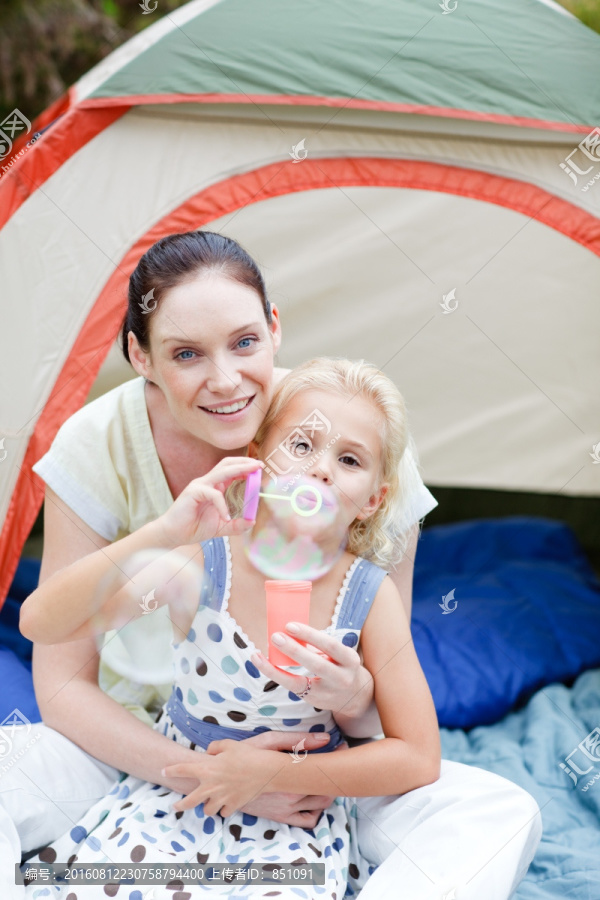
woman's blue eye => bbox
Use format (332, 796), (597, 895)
(237, 336), (256, 349)
(176, 350), (195, 360)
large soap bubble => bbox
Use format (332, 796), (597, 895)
(96, 548), (206, 685)
(243, 473), (347, 580)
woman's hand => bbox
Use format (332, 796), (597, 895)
(250, 622), (374, 718)
(235, 791), (332, 828)
(157, 457), (262, 547)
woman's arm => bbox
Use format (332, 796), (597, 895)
(35, 639), (336, 826)
(34, 641), (203, 795)
(166, 576), (441, 814)
(387, 523), (418, 624)
(29, 488), (333, 826)
(30, 489), (202, 793)
(20, 458), (259, 644)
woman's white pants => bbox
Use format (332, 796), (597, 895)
(355, 761), (541, 899)
(0, 724), (541, 899)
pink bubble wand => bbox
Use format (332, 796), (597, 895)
(242, 468), (323, 521)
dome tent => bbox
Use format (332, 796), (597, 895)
(0, 0), (599, 607)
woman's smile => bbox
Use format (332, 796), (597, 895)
(198, 395), (255, 417)
(130, 271), (281, 450)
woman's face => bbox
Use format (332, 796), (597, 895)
(129, 271), (281, 450)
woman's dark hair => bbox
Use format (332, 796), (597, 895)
(121, 230), (271, 363)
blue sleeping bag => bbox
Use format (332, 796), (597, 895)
(412, 517), (600, 729)
(440, 666), (600, 899)
(0, 558), (41, 723)
(1, 517), (599, 731)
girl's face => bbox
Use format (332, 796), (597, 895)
(258, 388), (387, 527)
(129, 272), (281, 450)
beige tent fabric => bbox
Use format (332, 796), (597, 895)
(1, 107), (598, 532)
(208, 186), (599, 496)
(92, 179), (599, 496)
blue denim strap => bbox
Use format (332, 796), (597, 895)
(199, 538), (228, 611)
(336, 559), (388, 630)
(166, 691), (345, 753)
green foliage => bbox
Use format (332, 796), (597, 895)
(0, 0), (188, 125)
(556, 0), (600, 33)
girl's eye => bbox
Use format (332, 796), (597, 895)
(176, 349), (196, 361)
(340, 455), (360, 467)
(292, 440), (311, 456)
(237, 336), (258, 350)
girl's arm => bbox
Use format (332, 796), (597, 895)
(166, 575), (441, 814)
(20, 457), (260, 644)
(249, 524), (419, 739)
(334, 523), (418, 737)
(338, 523), (419, 736)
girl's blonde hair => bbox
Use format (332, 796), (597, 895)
(251, 357), (417, 570)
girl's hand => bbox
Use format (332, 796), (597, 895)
(250, 622), (374, 717)
(157, 458), (262, 547)
(164, 739), (283, 817)
(163, 732), (343, 823)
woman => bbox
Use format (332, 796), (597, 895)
(19, 359), (444, 898)
(2, 232), (541, 899)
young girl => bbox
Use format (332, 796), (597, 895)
(20, 358), (441, 899)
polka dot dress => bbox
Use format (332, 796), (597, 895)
(23, 538), (387, 900)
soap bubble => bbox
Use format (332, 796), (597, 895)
(95, 548), (206, 685)
(243, 474), (347, 580)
